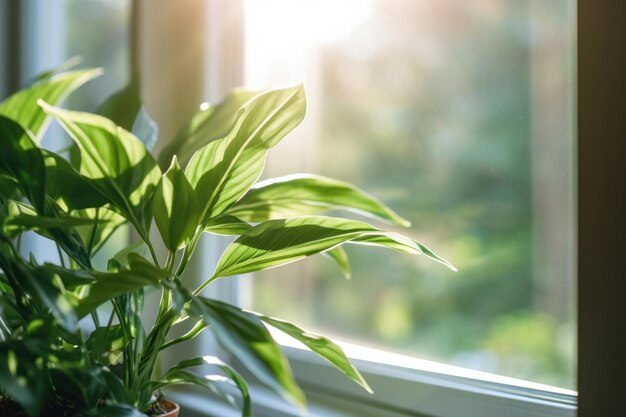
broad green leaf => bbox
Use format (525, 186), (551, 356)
(48, 366), (111, 408)
(0, 342), (47, 417)
(153, 156), (199, 251)
(110, 241), (150, 268)
(227, 174), (410, 226)
(85, 325), (127, 365)
(188, 296), (305, 408)
(0, 241), (77, 332)
(39, 102), (162, 232)
(259, 314), (371, 393)
(210, 216), (422, 280)
(160, 319), (208, 351)
(186, 85), (306, 223)
(353, 234), (457, 271)
(0, 68), (101, 141)
(0, 174), (18, 203)
(98, 79), (158, 151)
(76, 256), (166, 317)
(322, 246), (351, 279)
(204, 214), (252, 236)
(152, 356), (250, 417)
(74, 206), (126, 256)
(41, 198), (92, 270)
(0, 116), (46, 211)
(2, 200), (104, 238)
(149, 370), (237, 410)
(158, 89), (259, 170)
(24, 56), (82, 86)
(40, 264), (95, 289)
(42, 150), (108, 210)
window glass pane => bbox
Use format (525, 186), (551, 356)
(243, 0), (576, 389)
(65, 0), (131, 269)
(65, 0), (130, 110)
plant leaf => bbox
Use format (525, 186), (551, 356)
(204, 215), (252, 236)
(259, 314), (371, 393)
(153, 156), (199, 251)
(153, 356), (251, 417)
(210, 216), (423, 279)
(0, 68), (101, 141)
(0, 342), (47, 417)
(322, 246), (351, 279)
(2, 200), (104, 238)
(187, 296), (305, 408)
(39, 101), (162, 232)
(158, 89), (259, 170)
(0, 240), (77, 332)
(42, 149), (108, 210)
(186, 85), (306, 223)
(24, 56), (83, 86)
(73, 206), (126, 256)
(85, 325), (127, 365)
(98, 79), (159, 151)
(227, 174), (410, 226)
(76, 256), (166, 317)
(0, 174), (18, 203)
(0, 116), (46, 211)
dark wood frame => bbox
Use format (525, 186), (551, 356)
(578, 2), (626, 416)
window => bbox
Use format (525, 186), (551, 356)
(242, 0), (576, 399)
(2, 1), (590, 416)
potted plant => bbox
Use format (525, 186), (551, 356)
(0, 65), (455, 416)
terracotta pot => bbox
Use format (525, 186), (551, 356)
(158, 400), (180, 417)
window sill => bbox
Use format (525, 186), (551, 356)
(167, 336), (577, 417)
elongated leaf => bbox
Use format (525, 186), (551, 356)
(153, 356), (251, 417)
(2, 200), (104, 238)
(187, 296), (305, 408)
(352, 234), (457, 271)
(24, 56), (82, 86)
(85, 325), (127, 365)
(259, 314), (371, 393)
(42, 150), (108, 210)
(110, 241), (150, 268)
(158, 89), (259, 170)
(39, 102), (162, 232)
(0, 116), (46, 211)
(153, 156), (199, 251)
(0, 342), (47, 417)
(40, 264), (95, 289)
(73, 206), (126, 256)
(76, 256), (166, 317)
(0, 240), (77, 332)
(0, 174), (18, 202)
(227, 174), (410, 226)
(0, 68), (101, 141)
(41, 198), (92, 269)
(186, 85), (306, 223)
(98, 79), (158, 151)
(150, 370), (236, 409)
(322, 246), (351, 279)
(211, 216), (421, 279)
(204, 214), (251, 236)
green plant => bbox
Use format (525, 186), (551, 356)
(0, 65), (454, 416)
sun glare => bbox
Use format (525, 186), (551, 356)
(244, 0), (374, 86)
